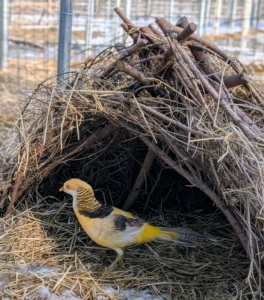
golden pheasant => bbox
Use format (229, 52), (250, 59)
(59, 178), (217, 269)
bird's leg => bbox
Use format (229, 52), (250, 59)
(108, 248), (124, 270)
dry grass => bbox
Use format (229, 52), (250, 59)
(0, 193), (259, 299)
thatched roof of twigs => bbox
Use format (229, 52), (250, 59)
(1, 8), (264, 298)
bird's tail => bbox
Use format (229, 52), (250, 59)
(158, 227), (219, 247)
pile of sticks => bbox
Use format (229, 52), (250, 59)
(97, 8), (264, 281)
(1, 8), (264, 284)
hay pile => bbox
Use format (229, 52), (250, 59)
(1, 8), (264, 298)
(0, 198), (258, 299)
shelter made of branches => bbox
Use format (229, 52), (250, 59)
(1, 8), (264, 287)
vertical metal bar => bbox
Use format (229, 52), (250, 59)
(123, 0), (131, 44)
(198, 0), (206, 36)
(106, 0), (111, 18)
(205, 0), (211, 34)
(213, 0), (222, 36)
(242, 0), (252, 35)
(0, 0), (9, 70)
(146, 0), (152, 19)
(169, 0), (174, 22)
(135, 0), (139, 20)
(57, 0), (73, 85)
(125, 0), (131, 19)
(229, 0), (237, 32)
(85, 0), (94, 58)
(255, 0), (261, 29)
(251, 0), (259, 28)
(48, 0), (52, 15)
(250, 0), (256, 28)
(113, 0), (121, 45)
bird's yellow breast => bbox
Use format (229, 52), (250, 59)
(74, 209), (116, 248)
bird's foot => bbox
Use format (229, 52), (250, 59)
(108, 254), (124, 270)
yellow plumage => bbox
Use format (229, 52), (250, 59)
(60, 178), (217, 269)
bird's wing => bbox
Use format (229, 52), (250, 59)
(112, 207), (146, 238)
(110, 208), (162, 245)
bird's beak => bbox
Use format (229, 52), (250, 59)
(59, 186), (64, 192)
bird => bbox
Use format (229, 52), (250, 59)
(59, 178), (218, 269)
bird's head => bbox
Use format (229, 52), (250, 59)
(59, 178), (94, 198)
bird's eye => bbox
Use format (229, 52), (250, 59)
(65, 184), (70, 189)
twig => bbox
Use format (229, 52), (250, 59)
(139, 26), (163, 44)
(177, 22), (197, 42)
(117, 61), (149, 84)
(122, 148), (156, 210)
(5, 172), (23, 216)
(116, 61), (166, 97)
(101, 39), (148, 79)
(148, 24), (164, 39)
(224, 72), (250, 89)
(121, 23), (139, 41)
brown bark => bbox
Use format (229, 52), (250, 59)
(122, 148), (156, 210)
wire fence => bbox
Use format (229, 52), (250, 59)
(1, 0), (264, 96)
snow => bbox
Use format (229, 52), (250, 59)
(25, 286), (82, 300)
(9, 264), (58, 276)
(1, 281), (165, 300)
(96, 287), (167, 300)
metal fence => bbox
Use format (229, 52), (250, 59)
(0, 0), (264, 94)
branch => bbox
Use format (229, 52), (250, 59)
(177, 22), (197, 42)
(122, 148), (156, 210)
(101, 39), (148, 79)
(5, 172), (23, 216)
(224, 72), (250, 89)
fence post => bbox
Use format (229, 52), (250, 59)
(135, 0), (139, 20)
(106, 0), (111, 19)
(242, 0), (252, 35)
(85, 0), (94, 58)
(205, 0), (211, 34)
(57, 0), (73, 86)
(146, 0), (152, 18)
(0, 0), (9, 70)
(253, 0), (261, 28)
(112, 0), (121, 45)
(213, 0), (222, 36)
(229, 0), (237, 33)
(169, 0), (174, 22)
(123, 0), (131, 44)
(198, 0), (206, 36)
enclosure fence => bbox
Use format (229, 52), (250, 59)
(0, 0), (263, 94)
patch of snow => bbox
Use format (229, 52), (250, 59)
(61, 289), (82, 300)
(34, 286), (50, 299)
(96, 287), (167, 300)
(25, 286), (82, 300)
(14, 264), (57, 276)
